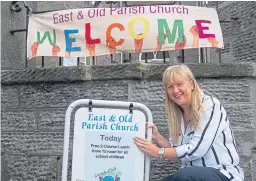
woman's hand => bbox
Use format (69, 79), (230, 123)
(146, 122), (171, 148)
(146, 123), (160, 141)
(134, 136), (159, 158)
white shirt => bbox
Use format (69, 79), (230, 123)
(172, 92), (244, 181)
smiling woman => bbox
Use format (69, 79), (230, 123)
(165, 73), (194, 112)
(134, 64), (244, 181)
(163, 65), (203, 136)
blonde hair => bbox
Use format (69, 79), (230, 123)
(162, 64), (204, 143)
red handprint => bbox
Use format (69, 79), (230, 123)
(155, 34), (167, 52)
(190, 25), (199, 48)
(31, 42), (39, 58)
(52, 45), (61, 56)
(208, 37), (219, 48)
(106, 36), (117, 54)
(134, 33), (144, 53)
(86, 43), (96, 56)
(175, 36), (187, 50)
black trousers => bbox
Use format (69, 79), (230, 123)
(161, 166), (230, 181)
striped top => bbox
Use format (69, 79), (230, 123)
(172, 92), (244, 181)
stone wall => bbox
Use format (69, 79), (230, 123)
(1, 63), (256, 181)
(207, 1), (256, 63)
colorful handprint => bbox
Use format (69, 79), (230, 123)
(190, 25), (199, 48)
(86, 43), (96, 56)
(175, 36), (187, 50)
(52, 45), (61, 56)
(208, 37), (219, 48)
(106, 36), (117, 54)
(155, 34), (167, 52)
(31, 42), (39, 58)
(134, 33), (144, 53)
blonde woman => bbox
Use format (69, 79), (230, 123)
(134, 64), (244, 181)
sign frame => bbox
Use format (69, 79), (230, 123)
(61, 99), (153, 181)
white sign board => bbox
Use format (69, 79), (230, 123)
(71, 107), (146, 181)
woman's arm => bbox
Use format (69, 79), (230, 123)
(153, 133), (172, 148)
(134, 136), (178, 160)
(149, 123), (172, 148)
(175, 96), (225, 162)
(135, 96), (226, 162)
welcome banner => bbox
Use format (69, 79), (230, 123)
(27, 5), (224, 59)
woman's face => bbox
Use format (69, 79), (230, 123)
(166, 75), (194, 109)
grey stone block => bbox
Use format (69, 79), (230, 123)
(147, 82), (165, 105)
(129, 81), (150, 103)
(36, 108), (66, 131)
(1, 108), (71, 132)
(1, 154), (59, 181)
(225, 104), (255, 129)
(232, 130), (255, 157)
(1, 86), (19, 108)
(36, 1), (94, 12)
(1, 132), (65, 155)
(148, 105), (167, 123)
(17, 81), (128, 108)
(148, 105), (170, 138)
(150, 159), (180, 181)
(239, 155), (253, 181)
(1, 110), (37, 131)
(199, 78), (251, 103)
(1, 1), (27, 70)
(92, 64), (142, 80)
(129, 81), (165, 106)
(215, 1), (256, 63)
(1, 66), (92, 85)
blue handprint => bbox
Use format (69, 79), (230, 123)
(103, 176), (114, 181)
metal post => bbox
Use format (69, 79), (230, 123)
(92, 56), (96, 65)
(181, 49), (185, 63)
(197, 1), (202, 63)
(120, 1), (123, 63)
(111, 54), (114, 64)
(59, 57), (62, 66)
(25, 5), (30, 68)
(145, 53), (148, 63)
(42, 56), (44, 67)
(77, 57), (80, 66)
(178, 1), (185, 63)
(163, 51), (166, 63)
(202, 1), (208, 63)
(109, 2), (113, 64)
(215, 1), (222, 63)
